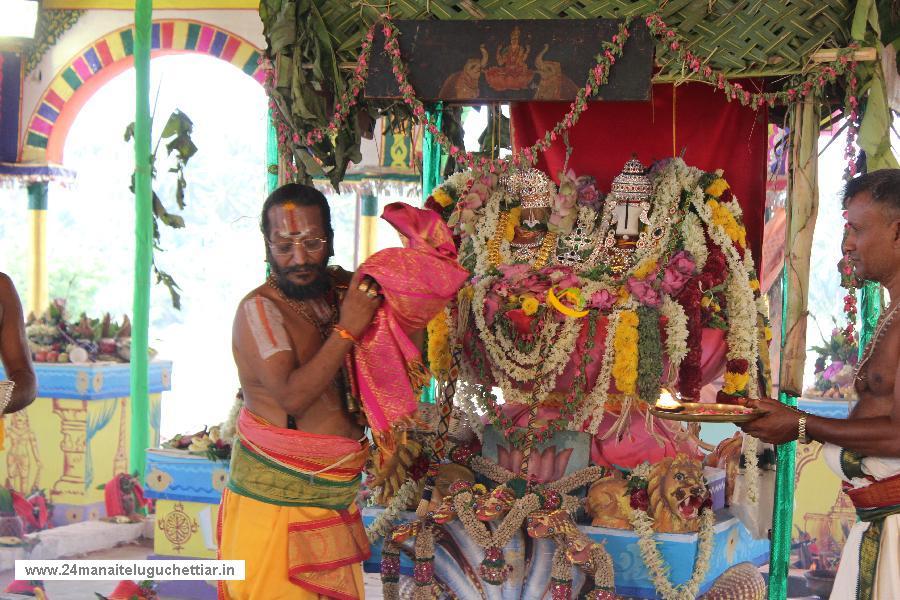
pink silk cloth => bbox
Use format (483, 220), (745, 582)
(355, 203), (469, 439)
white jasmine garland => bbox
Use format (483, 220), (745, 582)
(660, 297), (689, 377)
(680, 212), (708, 270)
(631, 507), (715, 600)
(577, 309), (621, 434)
(366, 478), (419, 542)
(743, 434), (760, 505)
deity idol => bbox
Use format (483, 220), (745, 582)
(431, 156), (770, 468)
(484, 26), (534, 91)
(376, 156), (771, 599)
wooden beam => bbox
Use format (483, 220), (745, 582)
(811, 47), (877, 63)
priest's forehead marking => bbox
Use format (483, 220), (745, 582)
(272, 202), (322, 239)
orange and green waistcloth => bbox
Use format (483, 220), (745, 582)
(222, 408), (371, 599)
(227, 408), (368, 509)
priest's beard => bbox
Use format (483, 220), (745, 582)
(267, 251), (330, 300)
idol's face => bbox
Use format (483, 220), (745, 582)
(265, 203), (330, 299)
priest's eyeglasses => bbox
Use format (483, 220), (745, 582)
(268, 238), (328, 255)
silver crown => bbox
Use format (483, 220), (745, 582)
(611, 155), (651, 203)
(503, 168), (555, 209)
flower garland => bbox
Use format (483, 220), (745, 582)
(631, 506), (715, 600)
(611, 310), (639, 395)
(743, 435), (760, 505)
(680, 213), (709, 271)
(366, 478), (419, 542)
(660, 297), (688, 377)
(636, 306), (664, 403)
(693, 179), (760, 401)
(578, 310), (620, 435)
(644, 14), (860, 111)
(426, 308), (452, 381)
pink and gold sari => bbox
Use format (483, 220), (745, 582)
(354, 202), (468, 444)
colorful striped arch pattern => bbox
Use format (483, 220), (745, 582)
(23, 20), (264, 162)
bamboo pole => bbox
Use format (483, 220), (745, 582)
(768, 98), (819, 600)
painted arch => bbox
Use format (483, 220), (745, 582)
(22, 19), (265, 164)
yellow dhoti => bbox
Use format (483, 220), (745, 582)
(218, 409), (370, 600)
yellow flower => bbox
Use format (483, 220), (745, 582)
(616, 287), (631, 306)
(764, 326), (773, 342)
(700, 296), (712, 308)
(749, 279), (760, 292)
(504, 207), (522, 242)
(619, 311), (639, 327)
(611, 312), (639, 395)
(432, 188), (453, 208)
(427, 312), (451, 377)
(709, 201), (746, 248)
(521, 296), (540, 316)
(705, 178), (730, 198)
(723, 371), (750, 395)
(616, 328), (638, 346)
(632, 259), (657, 280)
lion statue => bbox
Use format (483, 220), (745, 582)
(586, 472), (631, 529)
(586, 454), (709, 533)
(648, 453), (710, 533)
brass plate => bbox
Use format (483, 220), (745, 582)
(650, 402), (761, 424)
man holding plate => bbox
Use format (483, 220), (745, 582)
(741, 169), (900, 599)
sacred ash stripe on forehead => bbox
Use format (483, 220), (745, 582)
(273, 202), (322, 240)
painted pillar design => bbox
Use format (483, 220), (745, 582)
(51, 399), (88, 498)
(358, 192), (378, 262)
(27, 182), (49, 316)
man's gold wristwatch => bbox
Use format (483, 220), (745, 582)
(797, 414), (811, 444)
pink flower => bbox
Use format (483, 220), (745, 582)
(498, 263), (531, 281)
(470, 182), (491, 203)
(459, 192), (483, 211)
(661, 268), (690, 295)
(627, 277), (661, 307)
(589, 289), (617, 311)
(668, 250), (696, 275)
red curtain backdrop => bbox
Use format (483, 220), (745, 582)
(510, 81), (767, 266)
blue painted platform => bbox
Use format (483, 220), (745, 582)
(0, 360), (172, 400)
(144, 449), (228, 504)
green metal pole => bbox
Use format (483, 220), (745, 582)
(267, 109), (279, 195)
(420, 102), (445, 404)
(770, 264), (797, 599)
(858, 279), (882, 354)
(421, 102), (444, 204)
(129, 0), (153, 478)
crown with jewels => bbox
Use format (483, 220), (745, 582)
(504, 168), (556, 209)
(611, 155), (652, 203)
